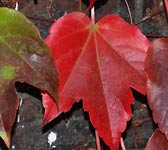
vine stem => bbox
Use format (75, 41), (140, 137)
(79, 0), (82, 11)
(15, 1), (18, 10)
(26, 15), (55, 23)
(124, 0), (133, 24)
(120, 137), (126, 150)
(49, 0), (54, 19)
(134, 9), (164, 25)
(95, 130), (101, 150)
(145, 33), (168, 38)
(91, 6), (95, 24)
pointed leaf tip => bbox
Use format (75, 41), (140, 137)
(146, 129), (168, 150)
(42, 93), (59, 125)
(0, 114), (10, 148)
(87, 0), (96, 10)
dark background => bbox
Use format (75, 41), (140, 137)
(0, 0), (168, 149)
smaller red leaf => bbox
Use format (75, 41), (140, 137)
(145, 38), (168, 140)
(42, 93), (59, 125)
(146, 129), (168, 150)
(87, 0), (96, 10)
(164, 0), (168, 16)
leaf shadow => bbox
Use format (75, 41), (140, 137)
(15, 82), (42, 100)
(121, 89), (158, 149)
(42, 100), (102, 149)
(0, 138), (8, 150)
(42, 100), (95, 133)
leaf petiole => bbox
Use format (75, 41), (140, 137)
(91, 6), (95, 24)
(95, 130), (101, 150)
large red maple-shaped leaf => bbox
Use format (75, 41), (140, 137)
(145, 38), (168, 140)
(45, 12), (150, 149)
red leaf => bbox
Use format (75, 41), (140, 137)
(45, 12), (149, 149)
(145, 38), (168, 140)
(146, 129), (168, 150)
(42, 92), (59, 125)
(164, 0), (168, 16)
(87, 0), (96, 10)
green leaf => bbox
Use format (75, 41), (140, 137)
(0, 8), (58, 147)
(0, 65), (16, 80)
